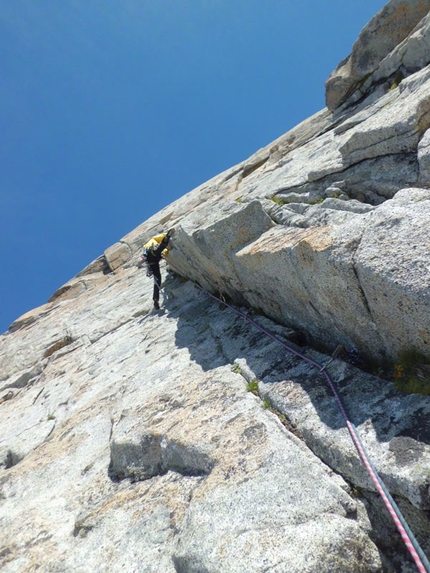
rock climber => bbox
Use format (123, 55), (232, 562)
(141, 230), (172, 310)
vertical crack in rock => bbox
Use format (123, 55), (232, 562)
(4, 6), (430, 572)
(350, 233), (380, 337)
(351, 264), (373, 319)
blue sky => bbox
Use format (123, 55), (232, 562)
(0, 0), (388, 333)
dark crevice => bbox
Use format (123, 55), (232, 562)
(242, 156), (269, 178)
(352, 266), (373, 318)
(309, 300), (323, 317)
(2, 364), (44, 391)
(272, 152), (418, 206)
(332, 66), (409, 118)
(1, 449), (22, 470)
(43, 336), (74, 358)
(73, 522), (94, 538)
(219, 165), (244, 184)
(172, 555), (211, 573)
(0, 390), (14, 404)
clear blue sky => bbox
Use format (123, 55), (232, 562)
(1, 0), (387, 333)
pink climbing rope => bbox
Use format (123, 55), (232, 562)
(163, 260), (430, 572)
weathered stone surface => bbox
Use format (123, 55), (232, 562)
(351, 0), (430, 75)
(325, 55), (354, 113)
(1, 274), (388, 572)
(418, 125), (430, 184)
(168, 199), (275, 299)
(326, 0), (430, 110)
(75, 254), (108, 277)
(338, 70), (430, 166)
(3, 3), (430, 571)
(8, 302), (57, 333)
(2, 263), (427, 569)
(47, 274), (109, 304)
(169, 186), (430, 362)
(104, 240), (133, 271)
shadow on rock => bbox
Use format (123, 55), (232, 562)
(162, 274), (430, 447)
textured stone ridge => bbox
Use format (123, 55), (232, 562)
(1, 267), (429, 572)
(0, 274), (385, 572)
(2, 1), (430, 571)
(326, 0), (430, 111)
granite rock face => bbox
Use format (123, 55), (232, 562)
(168, 189), (430, 363)
(2, 268), (430, 572)
(325, 0), (430, 111)
(2, 1), (430, 571)
(163, 61), (430, 363)
(1, 274), (386, 573)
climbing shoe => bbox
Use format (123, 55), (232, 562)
(153, 300), (160, 310)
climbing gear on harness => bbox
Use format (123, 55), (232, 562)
(320, 344), (344, 373)
(141, 250), (153, 277)
(142, 231), (172, 278)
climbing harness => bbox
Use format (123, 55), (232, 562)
(141, 250), (153, 277)
(319, 344), (344, 373)
(164, 260), (430, 573)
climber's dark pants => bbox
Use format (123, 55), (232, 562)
(150, 263), (162, 302)
(146, 241), (167, 303)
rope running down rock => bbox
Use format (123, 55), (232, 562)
(163, 259), (430, 573)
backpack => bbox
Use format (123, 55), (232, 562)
(141, 231), (171, 277)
